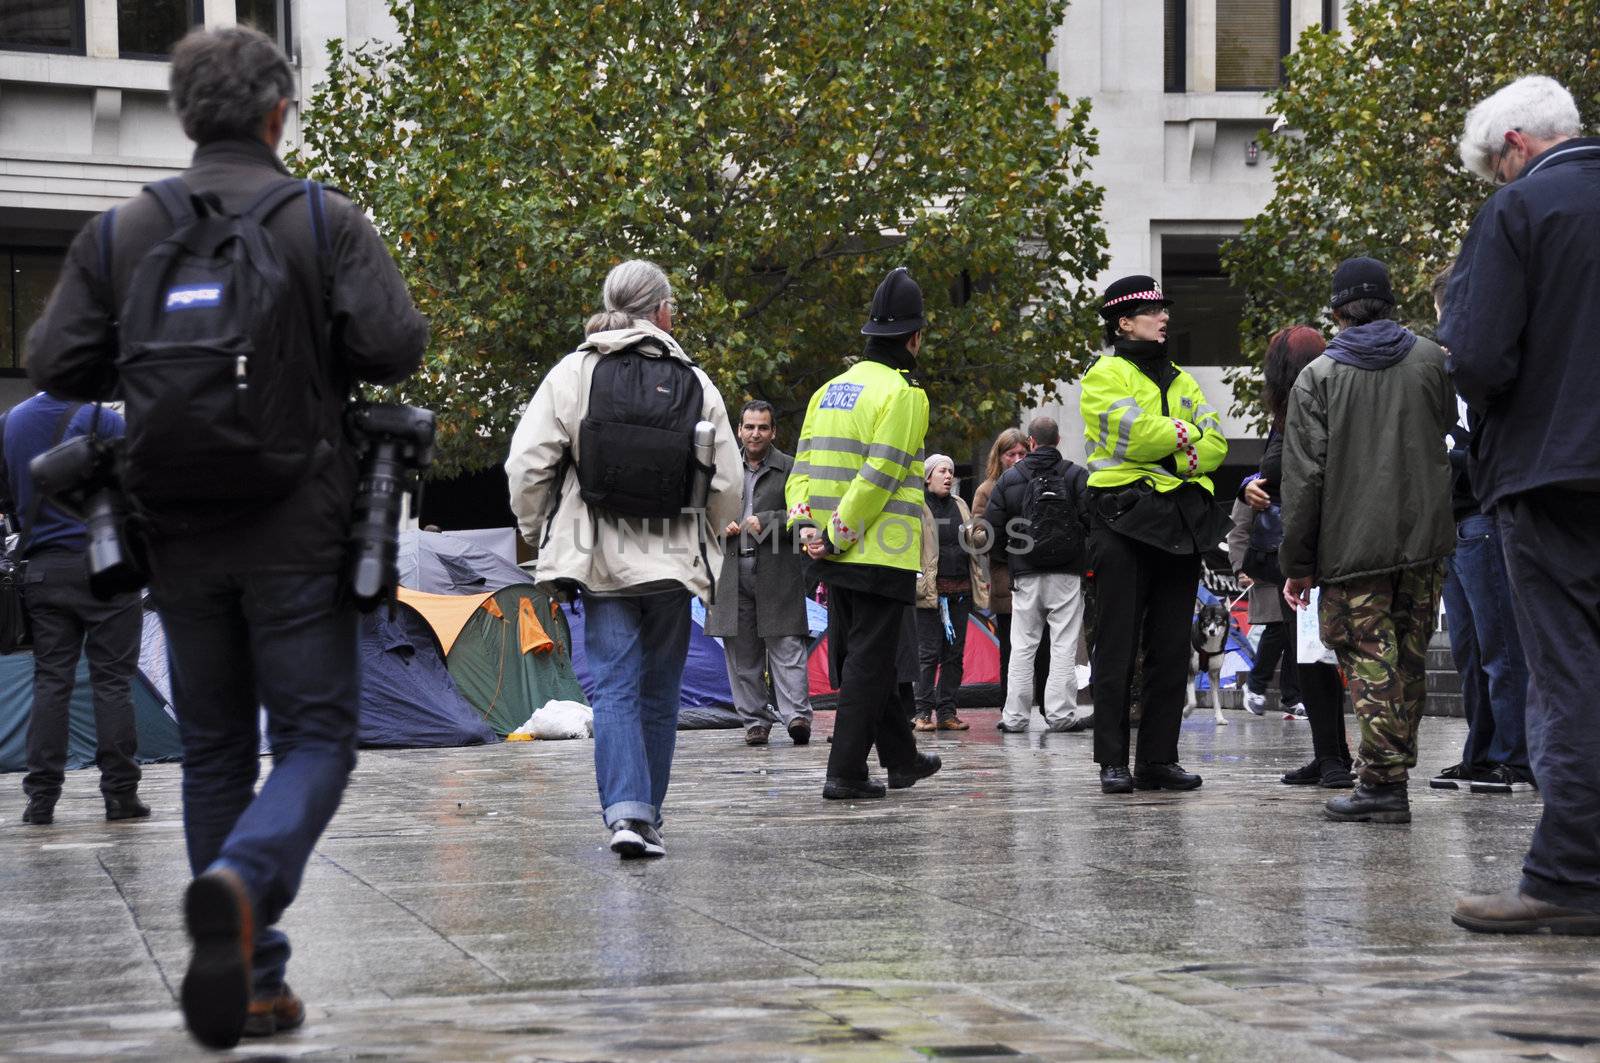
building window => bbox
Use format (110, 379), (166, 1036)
(0, 1), (85, 54)
(1216, 0), (1291, 91)
(1, 248), (66, 372)
(1161, 236), (1245, 368)
(236, 0), (290, 50)
(1323, 0), (1339, 32)
(119, 0), (204, 59)
(1164, 0), (1186, 93)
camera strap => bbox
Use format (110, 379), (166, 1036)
(14, 402), (86, 556)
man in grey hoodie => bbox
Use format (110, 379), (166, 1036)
(1280, 257), (1455, 825)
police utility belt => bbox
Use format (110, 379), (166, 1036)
(1089, 480), (1229, 556)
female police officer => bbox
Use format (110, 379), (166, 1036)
(1080, 276), (1229, 794)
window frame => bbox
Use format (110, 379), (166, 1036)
(0, 1), (87, 56)
(0, 244), (70, 375)
(235, 0), (293, 53)
(117, 0), (206, 62)
(1164, 0), (1187, 94)
(1215, 0), (1294, 93)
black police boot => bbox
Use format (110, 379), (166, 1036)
(1324, 781), (1410, 823)
(105, 792), (152, 821)
(887, 752), (942, 790)
(822, 777), (888, 800)
(1100, 766), (1134, 795)
(1133, 762), (1203, 791)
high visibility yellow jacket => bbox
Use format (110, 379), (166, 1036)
(786, 358), (929, 572)
(1080, 352), (1228, 494)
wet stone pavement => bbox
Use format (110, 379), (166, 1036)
(2, 707), (1596, 1062)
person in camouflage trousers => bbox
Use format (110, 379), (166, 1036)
(1318, 562), (1446, 788)
(1279, 258), (1456, 825)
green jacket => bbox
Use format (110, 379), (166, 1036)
(1080, 352), (1228, 494)
(1280, 337), (1455, 584)
(786, 358), (929, 573)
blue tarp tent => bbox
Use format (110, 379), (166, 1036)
(0, 647), (181, 773)
(359, 602), (495, 748)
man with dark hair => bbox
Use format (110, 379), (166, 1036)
(4, 397), (146, 827)
(981, 415), (1090, 734)
(25, 25), (427, 1048)
(1443, 76), (1600, 935)
(1281, 256), (1454, 825)
(706, 399), (814, 746)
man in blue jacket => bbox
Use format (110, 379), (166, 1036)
(1441, 75), (1600, 935)
(3, 396), (145, 827)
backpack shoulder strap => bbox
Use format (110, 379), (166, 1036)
(244, 178), (335, 304)
(145, 177), (198, 228)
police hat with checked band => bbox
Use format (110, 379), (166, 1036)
(1098, 274), (1174, 320)
(861, 266), (927, 336)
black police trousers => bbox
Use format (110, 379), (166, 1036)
(824, 583), (919, 782)
(1088, 525), (1199, 769)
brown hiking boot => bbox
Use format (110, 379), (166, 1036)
(243, 984), (306, 1037)
(912, 716), (936, 732)
(1453, 890), (1600, 935)
(181, 866), (255, 1049)
(744, 724), (770, 746)
(937, 715), (969, 731)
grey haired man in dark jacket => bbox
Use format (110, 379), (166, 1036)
(1441, 75), (1600, 936)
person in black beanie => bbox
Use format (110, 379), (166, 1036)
(1079, 275), (1229, 795)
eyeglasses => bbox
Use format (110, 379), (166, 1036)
(1490, 129), (1522, 186)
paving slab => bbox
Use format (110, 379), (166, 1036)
(1, 707), (1592, 1061)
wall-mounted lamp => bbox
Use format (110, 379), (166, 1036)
(1246, 141), (1260, 166)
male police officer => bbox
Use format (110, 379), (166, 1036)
(788, 268), (941, 798)
(26, 27), (426, 1048)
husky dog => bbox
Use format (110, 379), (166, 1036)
(1184, 600), (1231, 724)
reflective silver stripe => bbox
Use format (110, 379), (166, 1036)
(867, 442), (918, 467)
(807, 495), (924, 520)
(1087, 458), (1119, 473)
(857, 464), (902, 492)
(804, 435), (870, 457)
(902, 470), (922, 489)
(1108, 397), (1141, 462)
(803, 465), (856, 482)
(1194, 404), (1221, 424)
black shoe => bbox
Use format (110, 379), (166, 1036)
(1280, 759), (1322, 785)
(744, 724), (771, 746)
(1062, 712), (1094, 732)
(995, 719), (1029, 733)
(181, 867), (254, 1050)
(21, 796), (55, 825)
(1468, 763), (1537, 794)
(787, 718), (812, 745)
(1100, 766), (1134, 794)
(1133, 762), (1203, 791)
(1318, 760), (1356, 789)
(887, 752), (942, 790)
(609, 819), (662, 859)
(105, 793), (151, 821)
(1324, 782), (1411, 823)
(822, 776), (887, 800)
(1430, 763), (1471, 790)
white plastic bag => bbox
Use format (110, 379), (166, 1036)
(1295, 588), (1338, 666)
(510, 699), (594, 740)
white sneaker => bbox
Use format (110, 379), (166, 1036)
(1283, 702), (1308, 720)
(1244, 690), (1267, 716)
(609, 820), (665, 859)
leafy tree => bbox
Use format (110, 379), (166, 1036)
(1222, 0), (1600, 420)
(298, 0), (1108, 475)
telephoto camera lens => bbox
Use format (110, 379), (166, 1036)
(347, 403), (436, 610)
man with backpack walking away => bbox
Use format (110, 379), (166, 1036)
(25, 27), (427, 1049)
(980, 416), (1090, 734)
(507, 260), (742, 858)
(789, 267), (942, 800)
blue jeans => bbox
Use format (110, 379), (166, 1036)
(1448, 513), (1530, 769)
(583, 590), (691, 829)
(152, 568), (359, 994)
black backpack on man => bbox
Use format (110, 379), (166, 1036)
(99, 176), (332, 535)
(1016, 457), (1088, 569)
(576, 341), (705, 519)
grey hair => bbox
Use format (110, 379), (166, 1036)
(170, 27), (294, 145)
(585, 260), (672, 334)
(1459, 75), (1582, 182)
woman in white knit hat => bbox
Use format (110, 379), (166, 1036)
(913, 454), (989, 731)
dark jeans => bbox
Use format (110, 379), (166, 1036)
(1248, 621), (1303, 707)
(914, 593), (968, 720)
(825, 583), (919, 782)
(1445, 513), (1529, 770)
(22, 548), (142, 801)
(1498, 489), (1600, 913)
(1088, 525), (1199, 768)
(1300, 661), (1351, 766)
(152, 567), (360, 994)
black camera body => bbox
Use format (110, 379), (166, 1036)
(28, 433), (147, 599)
(347, 403), (436, 609)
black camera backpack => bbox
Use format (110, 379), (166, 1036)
(1018, 459), (1087, 568)
(576, 342), (704, 518)
(101, 177), (331, 533)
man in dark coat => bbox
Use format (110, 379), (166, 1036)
(707, 401), (813, 745)
(1442, 75), (1600, 936)
(25, 27), (428, 1045)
